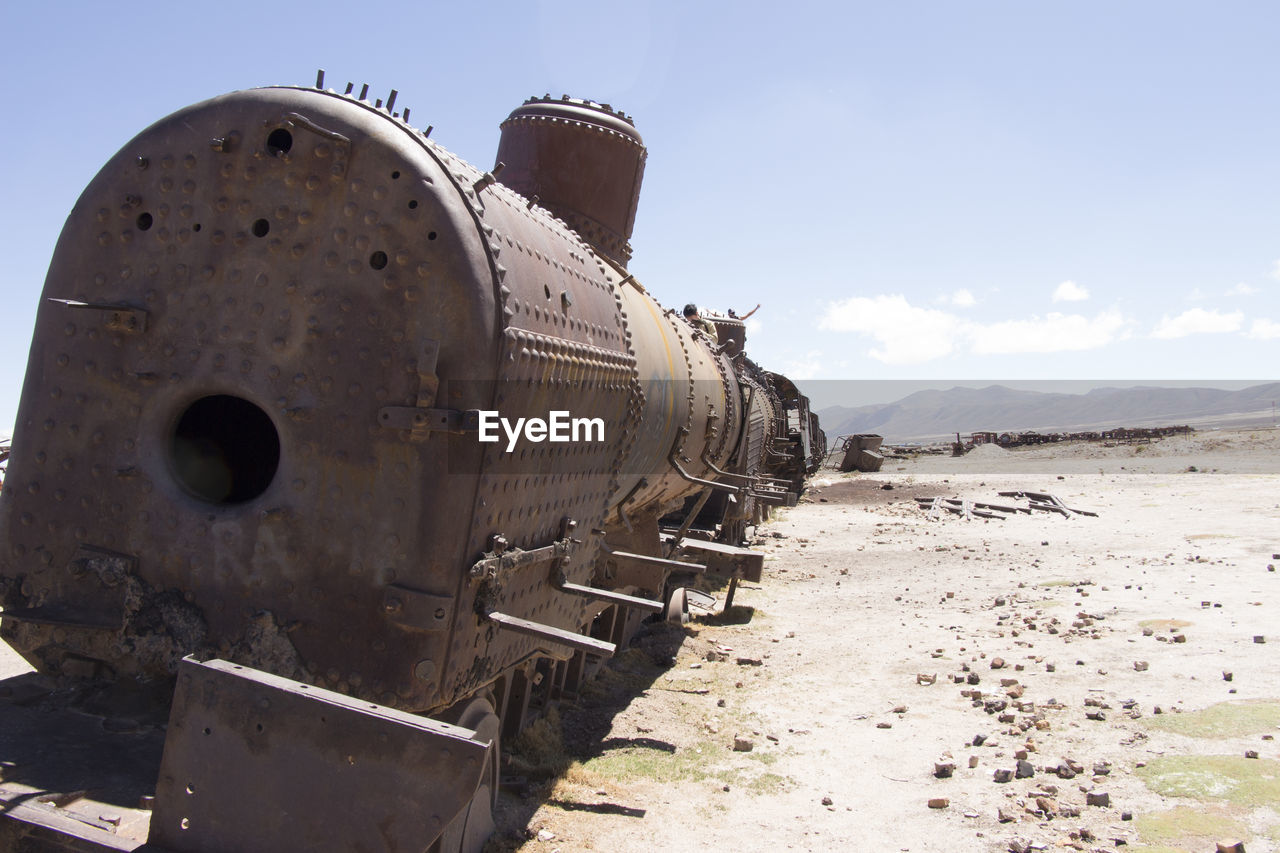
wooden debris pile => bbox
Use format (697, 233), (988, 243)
(914, 491), (1097, 521)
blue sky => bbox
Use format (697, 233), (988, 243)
(2, 0), (1277, 434)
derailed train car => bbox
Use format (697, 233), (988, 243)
(0, 75), (823, 852)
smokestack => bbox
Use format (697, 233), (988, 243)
(495, 96), (646, 268)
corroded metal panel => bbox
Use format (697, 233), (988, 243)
(149, 658), (488, 853)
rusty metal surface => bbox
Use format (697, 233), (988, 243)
(833, 433), (884, 472)
(0, 76), (826, 853)
(495, 96), (646, 267)
(148, 657), (488, 853)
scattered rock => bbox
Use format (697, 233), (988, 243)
(997, 807), (1016, 823)
(733, 736), (754, 752)
(934, 762), (956, 778)
(990, 657), (1006, 670)
(821, 796), (833, 806)
(917, 673), (937, 686)
(1133, 660), (1149, 672)
(1215, 842), (1246, 853)
(927, 797), (949, 809)
(1224, 671), (1233, 681)
(537, 829), (556, 842)
(993, 768), (1013, 783)
(1015, 760), (1035, 779)
(1085, 791), (1110, 807)
(1254, 636), (1266, 644)
(1245, 750), (1259, 759)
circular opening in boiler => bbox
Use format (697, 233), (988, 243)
(170, 395), (279, 504)
(266, 128), (293, 157)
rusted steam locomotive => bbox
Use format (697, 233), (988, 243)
(0, 74), (824, 852)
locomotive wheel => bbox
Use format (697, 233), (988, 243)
(430, 695), (500, 853)
(666, 587), (690, 624)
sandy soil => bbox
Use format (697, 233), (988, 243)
(2, 429), (1277, 852)
(494, 428), (1280, 853)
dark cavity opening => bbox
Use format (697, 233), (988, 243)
(369, 250), (388, 270)
(136, 212), (153, 231)
(252, 219), (270, 238)
(266, 128), (293, 157)
(391, 170), (401, 180)
(170, 395), (279, 505)
(407, 199), (418, 209)
(427, 231), (437, 241)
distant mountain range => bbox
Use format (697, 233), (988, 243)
(817, 382), (1280, 442)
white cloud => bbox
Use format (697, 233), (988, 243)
(819, 295), (962, 364)
(1271, 260), (1280, 280)
(1227, 282), (1259, 296)
(818, 294), (1129, 364)
(947, 289), (976, 307)
(783, 349), (823, 380)
(1150, 308), (1243, 339)
(1245, 318), (1280, 339)
(970, 311), (1128, 354)
(1051, 280), (1089, 302)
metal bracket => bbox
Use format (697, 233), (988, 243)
(378, 406), (479, 439)
(557, 581), (664, 614)
(47, 298), (148, 334)
(484, 611), (615, 657)
(469, 541), (574, 581)
(382, 585), (453, 631)
(601, 544), (706, 574)
(277, 112), (351, 176)
(415, 338), (441, 408)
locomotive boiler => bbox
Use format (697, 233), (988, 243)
(0, 74), (823, 852)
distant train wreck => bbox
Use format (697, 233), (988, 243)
(967, 424), (1193, 449)
(828, 434), (884, 472)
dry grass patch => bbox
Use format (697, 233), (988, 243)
(1138, 618), (1193, 632)
(1136, 755), (1280, 807)
(1144, 699), (1280, 739)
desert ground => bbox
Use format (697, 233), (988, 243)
(1, 428), (1277, 852)
(493, 428), (1280, 853)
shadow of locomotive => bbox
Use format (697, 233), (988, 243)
(0, 606), (753, 850)
(488, 606), (756, 848)
(0, 671), (168, 843)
